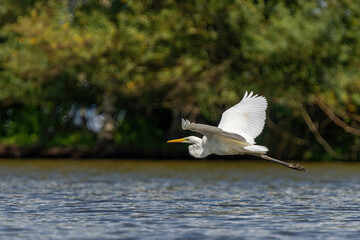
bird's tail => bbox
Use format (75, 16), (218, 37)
(244, 145), (268, 154)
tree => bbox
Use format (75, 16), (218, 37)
(0, 0), (359, 159)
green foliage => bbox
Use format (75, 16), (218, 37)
(0, 0), (359, 159)
(115, 112), (164, 149)
(48, 131), (96, 148)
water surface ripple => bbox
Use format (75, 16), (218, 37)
(0, 160), (359, 239)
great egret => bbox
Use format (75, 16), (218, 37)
(167, 91), (306, 172)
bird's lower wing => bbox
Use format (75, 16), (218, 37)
(182, 119), (247, 143)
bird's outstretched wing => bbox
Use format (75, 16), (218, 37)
(182, 119), (247, 143)
(218, 91), (267, 144)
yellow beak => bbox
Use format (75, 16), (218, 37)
(167, 138), (186, 143)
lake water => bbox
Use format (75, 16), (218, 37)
(0, 160), (359, 239)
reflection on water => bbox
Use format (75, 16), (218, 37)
(0, 160), (359, 239)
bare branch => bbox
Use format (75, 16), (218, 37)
(266, 117), (308, 146)
(315, 98), (360, 136)
(346, 112), (360, 123)
(300, 107), (347, 160)
(333, 109), (360, 124)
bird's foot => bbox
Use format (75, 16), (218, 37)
(289, 163), (307, 173)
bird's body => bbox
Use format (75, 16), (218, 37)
(186, 135), (241, 158)
(168, 91), (306, 172)
(184, 129), (261, 159)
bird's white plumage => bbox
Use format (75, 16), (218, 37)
(168, 91), (268, 157)
(167, 92), (308, 172)
(218, 91), (267, 144)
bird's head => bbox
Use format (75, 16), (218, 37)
(167, 136), (206, 158)
(167, 136), (201, 144)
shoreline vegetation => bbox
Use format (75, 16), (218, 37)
(0, 143), (189, 159)
(0, 144), (353, 163)
(1, 1), (360, 161)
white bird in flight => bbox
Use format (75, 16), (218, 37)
(167, 91), (306, 172)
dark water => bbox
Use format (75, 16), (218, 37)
(0, 160), (359, 239)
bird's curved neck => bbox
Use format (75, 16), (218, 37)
(188, 136), (209, 158)
(189, 136), (202, 144)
